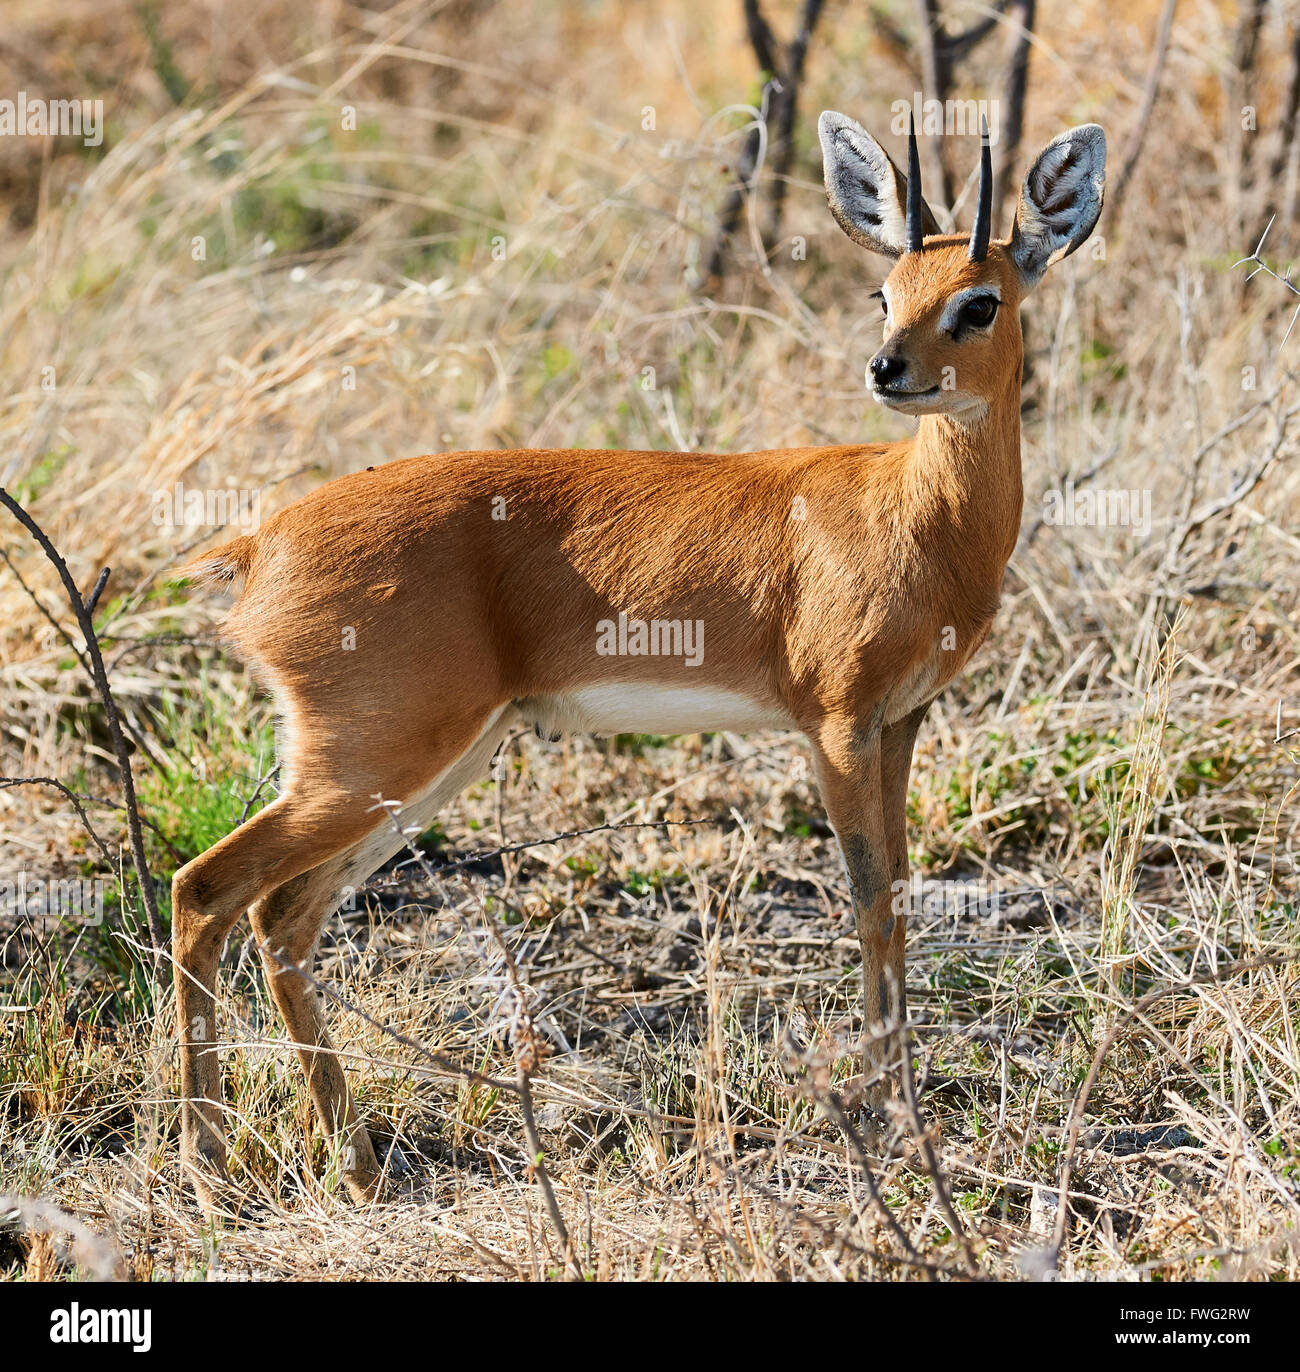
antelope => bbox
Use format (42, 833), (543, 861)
(172, 111), (1105, 1210)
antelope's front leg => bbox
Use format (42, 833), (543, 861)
(810, 711), (912, 1110)
(878, 702), (929, 1014)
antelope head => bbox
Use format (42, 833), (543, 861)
(819, 111), (1106, 420)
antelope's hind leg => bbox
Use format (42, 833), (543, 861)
(248, 857), (382, 1203)
(172, 794), (389, 1214)
(173, 705), (513, 1212)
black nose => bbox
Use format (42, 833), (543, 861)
(870, 353), (906, 386)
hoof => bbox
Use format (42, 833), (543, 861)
(344, 1170), (384, 1205)
(182, 1150), (266, 1226)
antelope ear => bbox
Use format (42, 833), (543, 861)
(1008, 124), (1106, 290)
(819, 110), (939, 259)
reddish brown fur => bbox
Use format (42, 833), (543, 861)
(172, 237), (1035, 1211)
(209, 243), (1023, 744)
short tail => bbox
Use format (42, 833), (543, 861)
(182, 533), (257, 591)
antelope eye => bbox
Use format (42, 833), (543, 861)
(962, 295), (998, 327)
(871, 291), (888, 318)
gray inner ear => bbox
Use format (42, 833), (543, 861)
(1010, 125), (1106, 287)
(819, 112), (908, 258)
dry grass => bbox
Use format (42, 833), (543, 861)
(1, 0), (1298, 1281)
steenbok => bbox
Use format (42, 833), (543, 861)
(174, 113), (1105, 1208)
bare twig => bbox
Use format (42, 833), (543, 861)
(991, 0), (1035, 230)
(0, 490), (166, 971)
(83, 566), (110, 617)
(367, 814), (710, 890)
(259, 943), (518, 1097)
(0, 547), (164, 768)
(1108, 0), (1177, 220)
(811, 1082), (930, 1273)
(702, 0), (826, 287)
(0, 776), (119, 869)
(0, 545), (92, 680)
(0, 775), (186, 865)
(239, 764), (281, 825)
(896, 1024), (979, 1273)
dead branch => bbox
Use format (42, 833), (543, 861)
(702, 0), (827, 289)
(810, 1081), (932, 1274)
(0, 489), (167, 972)
(1267, 23), (1300, 245)
(1109, 0), (1178, 221)
(896, 1023), (979, 1273)
(914, 0), (955, 205)
(366, 813), (709, 890)
(0, 776), (119, 869)
(991, 0), (1035, 230)
(373, 797), (585, 1280)
(765, 0), (827, 244)
(1230, 0), (1268, 201)
(0, 774), (187, 865)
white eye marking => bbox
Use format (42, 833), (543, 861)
(938, 285), (1002, 335)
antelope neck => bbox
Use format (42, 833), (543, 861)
(912, 365), (1024, 562)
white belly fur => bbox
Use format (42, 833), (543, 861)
(518, 684), (795, 738)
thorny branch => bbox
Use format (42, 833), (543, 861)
(1234, 215), (1300, 350)
(0, 775), (186, 866)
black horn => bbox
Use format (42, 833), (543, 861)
(905, 113), (924, 254)
(968, 114), (992, 262)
